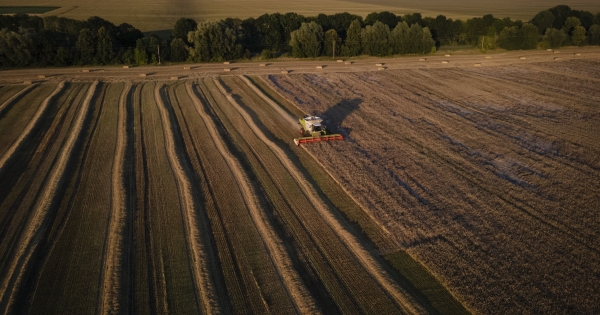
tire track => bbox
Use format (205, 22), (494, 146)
(213, 78), (424, 315)
(0, 81), (97, 313)
(153, 83), (218, 314)
(186, 82), (319, 315)
(0, 84), (38, 117)
(99, 82), (132, 315)
(0, 82), (65, 172)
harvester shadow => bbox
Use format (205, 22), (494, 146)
(320, 98), (362, 138)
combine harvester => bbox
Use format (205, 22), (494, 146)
(294, 114), (343, 146)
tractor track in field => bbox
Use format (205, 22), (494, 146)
(0, 83), (86, 263)
(186, 82), (318, 315)
(154, 83), (218, 314)
(0, 81), (97, 313)
(174, 82), (258, 314)
(99, 82), (132, 315)
(0, 84), (38, 118)
(213, 78), (424, 314)
(132, 82), (159, 315)
(0, 82), (65, 172)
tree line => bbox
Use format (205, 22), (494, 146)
(1, 5), (599, 68)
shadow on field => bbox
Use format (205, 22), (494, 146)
(321, 98), (361, 137)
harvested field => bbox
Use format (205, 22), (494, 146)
(0, 54), (597, 314)
(259, 59), (600, 314)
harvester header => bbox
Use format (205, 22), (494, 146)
(294, 115), (343, 146)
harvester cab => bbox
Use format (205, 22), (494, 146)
(294, 114), (343, 146)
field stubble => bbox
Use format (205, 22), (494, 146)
(260, 59), (600, 314)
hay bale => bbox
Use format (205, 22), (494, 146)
(259, 63), (266, 67)
(82, 69), (90, 73)
(171, 76), (179, 80)
(337, 60), (343, 62)
(519, 57), (526, 60)
(375, 63), (383, 66)
(37, 75), (46, 79)
(377, 67), (386, 70)
(23, 80), (32, 85)
(281, 70), (289, 74)
(441, 60), (449, 64)
(474, 63), (481, 67)
(546, 49), (553, 52)
(344, 61), (352, 65)
(183, 66), (190, 70)
(139, 73), (147, 77)
(316, 65), (323, 69)
(485, 56), (492, 59)
(445, 54), (451, 57)
(224, 68), (231, 72)
(123, 65), (130, 69)
(574, 53), (581, 56)
(554, 57), (561, 60)
(223, 61), (230, 64)
(419, 58), (426, 61)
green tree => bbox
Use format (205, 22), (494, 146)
(188, 20), (241, 62)
(543, 28), (566, 48)
(589, 25), (600, 45)
(121, 47), (135, 64)
(563, 16), (581, 36)
(365, 11), (399, 28)
(572, 26), (587, 46)
(55, 46), (69, 66)
(134, 38), (148, 65)
(389, 21), (410, 54)
(532, 10), (555, 34)
(323, 29), (341, 57)
(519, 23), (539, 49)
(549, 5), (572, 29)
(0, 29), (34, 67)
(361, 21), (390, 56)
(76, 28), (96, 64)
(96, 26), (113, 64)
(172, 18), (197, 45)
(420, 27), (436, 53)
(170, 38), (189, 61)
(403, 13), (422, 26)
(342, 19), (362, 56)
(289, 21), (323, 58)
(498, 26), (519, 50)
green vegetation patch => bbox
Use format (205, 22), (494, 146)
(384, 250), (470, 315)
(0, 6), (60, 14)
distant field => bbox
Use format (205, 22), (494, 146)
(0, 6), (60, 14)
(2, 0), (599, 32)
